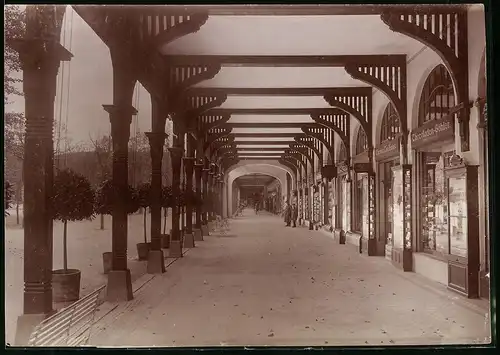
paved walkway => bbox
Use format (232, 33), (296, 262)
(88, 210), (491, 347)
(4, 211), (177, 345)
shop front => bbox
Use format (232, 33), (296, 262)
(347, 128), (369, 253)
(335, 162), (350, 244)
(375, 103), (402, 260)
(411, 64), (480, 297)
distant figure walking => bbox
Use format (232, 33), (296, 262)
(291, 202), (298, 228)
(284, 202), (291, 227)
(254, 201), (260, 214)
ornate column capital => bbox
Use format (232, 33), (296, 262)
(183, 156), (196, 176)
(146, 131), (168, 155)
(145, 131), (168, 144)
(182, 156), (196, 163)
(168, 146), (184, 159)
(103, 104), (138, 125)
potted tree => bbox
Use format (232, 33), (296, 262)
(51, 168), (95, 302)
(4, 181), (12, 216)
(136, 182), (151, 260)
(161, 185), (173, 248)
(95, 179), (140, 273)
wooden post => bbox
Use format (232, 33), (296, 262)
(145, 131), (167, 273)
(12, 5), (71, 345)
(183, 156), (196, 248)
(168, 146), (184, 257)
(102, 41), (138, 301)
(193, 162), (204, 240)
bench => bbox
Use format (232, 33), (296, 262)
(28, 285), (106, 346)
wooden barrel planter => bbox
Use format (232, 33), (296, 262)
(339, 230), (346, 244)
(136, 242), (150, 261)
(102, 252), (112, 274)
(52, 269), (81, 303)
(161, 233), (170, 249)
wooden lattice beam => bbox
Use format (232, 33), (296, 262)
(207, 136), (234, 154)
(227, 122), (317, 129)
(138, 11), (208, 46)
(381, 7), (471, 151)
(294, 136), (322, 162)
(284, 154), (307, 171)
(344, 57), (407, 160)
(302, 126), (335, 160)
(176, 95), (227, 117)
(311, 112), (350, 160)
(198, 114), (232, 133)
(213, 143), (237, 160)
(279, 158), (299, 172)
(204, 127), (232, 152)
(323, 87), (372, 145)
(238, 147), (287, 151)
(207, 108), (347, 116)
(288, 146), (314, 166)
(167, 65), (222, 101)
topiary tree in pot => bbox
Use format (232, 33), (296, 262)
(4, 181), (13, 217)
(136, 182), (152, 260)
(161, 185), (173, 248)
(51, 168), (95, 303)
(95, 179), (140, 273)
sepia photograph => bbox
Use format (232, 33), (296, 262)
(3, 2), (493, 348)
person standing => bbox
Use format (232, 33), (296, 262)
(284, 201), (291, 226)
(291, 202), (298, 228)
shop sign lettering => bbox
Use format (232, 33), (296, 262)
(411, 116), (454, 148)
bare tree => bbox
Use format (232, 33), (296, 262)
(88, 133), (112, 229)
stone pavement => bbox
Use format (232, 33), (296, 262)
(87, 209), (491, 347)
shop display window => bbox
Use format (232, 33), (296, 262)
(420, 151), (458, 257)
(448, 176), (468, 257)
(391, 166), (404, 249)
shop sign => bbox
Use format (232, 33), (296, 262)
(353, 163), (371, 173)
(375, 136), (400, 161)
(337, 162), (348, 176)
(352, 150), (369, 164)
(411, 116), (454, 149)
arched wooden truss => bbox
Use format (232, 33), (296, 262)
(381, 6), (471, 151)
(418, 64), (456, 126)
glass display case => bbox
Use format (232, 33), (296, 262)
(421, 154), (450, 255)
(345, 180), (351, 232)
(313, 190), (320, 223)
(368, 174), (376, 241)
(391, 165), (413, 271)
(448, 176), (467, 257)
(328, 180), (334, 226)
(391, 166), (404, 250)
(362, 176), (369, 239)
(341, 177), (348, 231)
(444, 158), (479, 298)
(304, 194), (311, 220)
(298, 195), (303, 219)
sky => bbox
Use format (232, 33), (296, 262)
(6, 6), (153, 148)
